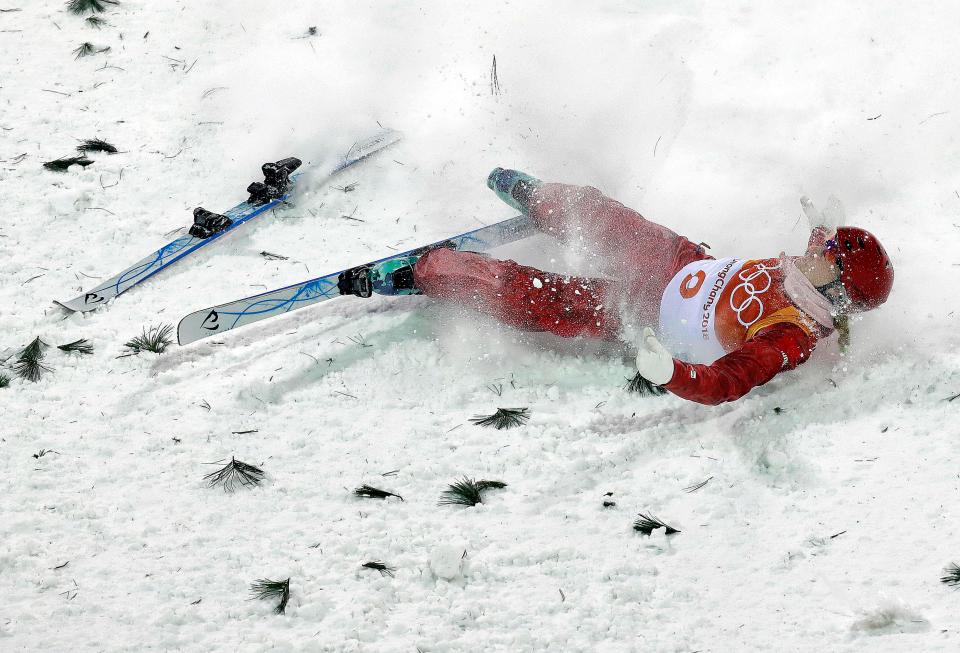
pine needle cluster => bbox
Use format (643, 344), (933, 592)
(204, 457), (265, 492)
(66, 0), (118, 15)
(633, 513), (680, 536)
(77, 138), (117, 154)
(123, 324), (173, 355)
(941, 563), (960, 587)
(361, 561), (396, 577)
(14, 337), (51, 382)
(354, 484), (403, 501)
(469, 407), (530, 430)
(625, 372), (667, 396)
(249, 578), (290, 614)
(73, 42), (97, 58)
(438, 477), (508, 507)
(0, 374), (9, 389)
(43, 156), (93, 172)
(85, 15), (106, 28)
(58, 339), (94, 355)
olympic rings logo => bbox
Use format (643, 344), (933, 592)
(729, 263), (776, 327)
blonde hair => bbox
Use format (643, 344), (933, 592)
(833, 315), (850, 352)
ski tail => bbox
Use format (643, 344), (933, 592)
(177, 214), (537, 345)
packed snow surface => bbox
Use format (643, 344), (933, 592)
(2, 1), (960, 651)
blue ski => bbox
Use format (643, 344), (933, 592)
(177, 214), (537, 345)
(57, 129), (402, 312)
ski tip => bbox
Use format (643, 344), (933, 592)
(177, 307), (216, 346)
(54, 298), (98, 314)
(176, 314), (194, 346)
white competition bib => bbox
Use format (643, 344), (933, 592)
(658, 257), (744, 364)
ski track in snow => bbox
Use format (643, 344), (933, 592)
(2, 1), (960, 651)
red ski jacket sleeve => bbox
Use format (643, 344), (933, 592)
(664, 322), (820, 405)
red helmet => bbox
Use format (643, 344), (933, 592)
(825, 227), (894, 311)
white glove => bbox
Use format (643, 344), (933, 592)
(800, 195), (845, 230)
(635, 327), (675, 386)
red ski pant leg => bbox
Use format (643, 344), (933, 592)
(413, 248), (620, 340)
(529, 183), (711, 326)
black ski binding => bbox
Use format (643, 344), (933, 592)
(247, 156), (302, 205)
(337, 266), (372, 298)
(189, 207), (233, 239)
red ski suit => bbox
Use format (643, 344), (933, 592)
(413, 183), (829, 405)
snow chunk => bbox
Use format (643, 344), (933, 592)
(851, 599), (929, 635)
(532, 277), (543, 289)
(429, 543), (466, 580)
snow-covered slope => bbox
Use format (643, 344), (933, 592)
(3, 1), (960, 651)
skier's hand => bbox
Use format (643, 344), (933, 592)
(635, 327), (675, 386)
(487, 168), (541, 214)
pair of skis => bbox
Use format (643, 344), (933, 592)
(57, 129), (403, 313)
(58, 128), (538, 346)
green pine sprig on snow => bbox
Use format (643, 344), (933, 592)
(0, 374), (10, 389)
(204, 457), (264, 492)
(469, 407), (530, 430)
(76, 138), (117, 154)
(123, 324), (173, 355)
(361, 561), (396, 577)
(941, 562), (960, 587)
(249, 577), (290, 614)
(354, 484), (403, 501)
(633, 512), (680, 536)
(438, 477), (508, 507)
(66, 0), (118, 15)
(58, 339), (94, 355)
(14, 337), (52, 382)
(43, 156), (93, 172)
(73, 42), (97, 58)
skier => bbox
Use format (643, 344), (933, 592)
(362, 169), (894, 405)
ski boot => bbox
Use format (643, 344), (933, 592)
(487, 167), (541, 213)
(338, 256), (421, 298)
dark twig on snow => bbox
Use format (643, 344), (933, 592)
(633, 513), (680, 536)
(361, 561), (396, 577)
(469, 407), (530, 430)
(249, 577), (290, 614)
(438, 477), (507, 507)
(58, 339), (94, 355)
(122, 324), (173, 355)
(942, 563), (960, 587)
(204, 457), (265, 492)
(354, 484), (403, 501)
(683, 476), (713, 493)
(625, 372), (667, 396)
(260, 251), (289, 261)
(490, 55), (500, 96)
(945, 392), (960, 402)
(43, 156), (93, 172)
(77, 138), (117, 154)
